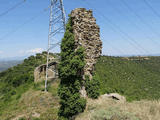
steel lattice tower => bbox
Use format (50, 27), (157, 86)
(45, 0), (66, 92)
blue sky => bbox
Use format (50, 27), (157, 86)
(0, 0), (160, 59)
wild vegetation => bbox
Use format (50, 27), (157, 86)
(0, 52), (50, 119)
(85, 75), (100, 99)
(58, 16), (86, 120)
(96, 56), (160, 101)
(0, 54), (160, 119)
(76, 97), (160, 120)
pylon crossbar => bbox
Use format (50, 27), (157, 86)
(50, 26), (64, 37)
(45, 0), (66, 92)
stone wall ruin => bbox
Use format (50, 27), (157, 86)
(71, 8), (102, 78)
(34, 61), (59, 83)
(34, 8), (102, 88)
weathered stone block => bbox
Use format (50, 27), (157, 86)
(71, 8), (102, 78)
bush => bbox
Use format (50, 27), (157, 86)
(58, 16), (86, 119)
(18, 117), (26, 120)
(85, 75), (100, 99)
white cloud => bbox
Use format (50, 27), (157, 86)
(19, 48), (44, 55)
(26, 48), (44, 54)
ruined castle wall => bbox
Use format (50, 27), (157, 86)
(71, 8), (102, 78)
(34, 61), (58, 83)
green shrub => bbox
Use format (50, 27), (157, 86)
(85, 75), (100, 99)
(18, 117), (26, 120)
(32, 117), (41, 120)
(58, 16), (86, 119)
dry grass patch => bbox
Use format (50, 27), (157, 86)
(76, 96), (160, 120)
(0, 81), (59, 120)
(11, 89), (59, 120)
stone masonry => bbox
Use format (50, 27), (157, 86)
(34, 61), (59, 83)
(71, 8), (102, 79)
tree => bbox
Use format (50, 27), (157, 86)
(58, 16), (86, 120)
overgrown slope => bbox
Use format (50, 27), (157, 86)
(0, 52), (55, 119)
(0, 55), (160, 119)
(95, 56), (160, 101)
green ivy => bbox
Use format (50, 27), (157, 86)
(58, 16), (86, 120)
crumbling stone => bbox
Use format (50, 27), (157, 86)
(34, 61), (59, 83)
(71, 8), (102, 78)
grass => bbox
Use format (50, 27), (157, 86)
(1, 55), (160, 119)
(0, 52), (59, 120)
(0, 81), (59, 120)
(76, 97), (160, 120)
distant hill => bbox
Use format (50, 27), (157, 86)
(0, 60), (22, 72)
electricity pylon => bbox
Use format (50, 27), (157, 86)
(45, 0), (66, 92)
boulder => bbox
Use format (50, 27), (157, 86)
(102, 93), (126, 102)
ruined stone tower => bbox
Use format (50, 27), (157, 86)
(34, 8), (102, 88)
(71, 8), (102, 79)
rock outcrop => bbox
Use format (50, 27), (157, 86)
(102, 93), (126, 103)
(71, 8), (102, 78)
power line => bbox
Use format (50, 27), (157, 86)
(121, 0), (160, 38)
(143, 0), (160, 19)
(81, 0), (150, 55)
(0, 7), (49, 41)
(101, 37), (126, 55)
(0, 0), (26, 17)
(107, 0), (160, 48)
(74, 0), (127, 55)
(79, 0), (155, 81)
(79, 0), (139, 55)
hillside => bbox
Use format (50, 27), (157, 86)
(96, 56), (160, 101)
(0, 55), (160, 119)
(0, 60), (22, 72)
(0, 52), (59, 120)
(76, 56), (160, 120)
